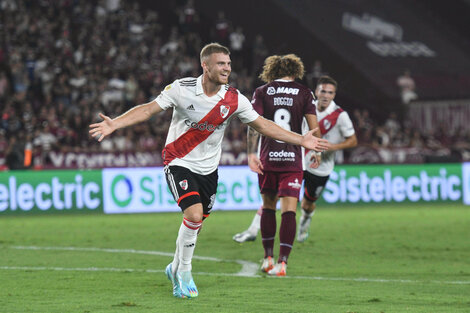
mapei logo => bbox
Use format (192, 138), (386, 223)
(267, 87), (276, 95)
(267, 86), (299, 95)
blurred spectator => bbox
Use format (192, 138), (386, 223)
(384, 112), (401, 140)
(0, 71), (9, 100)
(397, 69), (418, 104)
(6, 136), (24, 170)
(177, 0), (199, 34)
(409, 129), (425, 148)
(229, 26), (246, 68)
(214, 11), (231, 45)
(251, 35), (269, 76)
(372, 126), (390, 148)
(0, 131), (8, 153)
(33, 123), (57, 160)
(306, 60), (324, 89)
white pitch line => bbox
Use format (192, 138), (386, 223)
(7, 246), (470, 285)
(1, 266), (469, 285)
(10, 245), (258, 277)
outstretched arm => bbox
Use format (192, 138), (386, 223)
(329, 134), (358, 151)
(89, 100), (163, 142)
(247, 126), (264, 175)
(247, 116), (330, 152)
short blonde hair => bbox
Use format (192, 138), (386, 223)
(259, 54), (305, 83)
(200, 43), (230, 63)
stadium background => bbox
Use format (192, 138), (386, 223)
(1, 1), (469, 312)
(1, 0), (470, 172)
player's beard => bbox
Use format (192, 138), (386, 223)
(215, 73), (229, 85)
(208, 69), (229, 85)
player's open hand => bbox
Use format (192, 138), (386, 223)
(248, 153), (264, 175)
(89, 113), (115, 142)
(301, 128), (330, 152)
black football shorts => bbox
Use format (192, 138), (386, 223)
(303, 171), (330, 202)
(164, 165), (218, 217)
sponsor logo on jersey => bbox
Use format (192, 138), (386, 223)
(268, 87), (300, 95)
(184, 120), (224, 131)
(164, 84), (172, 91)
(267, 87), (276, 95)
(179, 179), (188, 190)
(269, 150), (296, 158)
(186, 104), (195, 111)
(273, 97), (294, 106)
(220, 105), (230, 118)
(288, 178), (302, 189)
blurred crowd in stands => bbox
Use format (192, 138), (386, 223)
(0, 0), (469, 170)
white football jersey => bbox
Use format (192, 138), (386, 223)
(304, 100), (355, 176)
(155, 75), (259, 175)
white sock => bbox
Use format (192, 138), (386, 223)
(248, 213), (261, 234)
(171, 224), (184, 275)
(302, 209), (315, 219)
(177, 218), (202, 272)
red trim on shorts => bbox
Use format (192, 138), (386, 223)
(177, 191), (200, 205)
(304, 187), (316, 202)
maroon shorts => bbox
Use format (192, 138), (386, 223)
(258, 171), (303, 199)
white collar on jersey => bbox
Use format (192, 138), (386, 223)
(316, 100), (338, 114)
(274, 79), (294, 82)
(196, 75), (229, 98)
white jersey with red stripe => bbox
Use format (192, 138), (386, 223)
(155, 75), (259, 175)
(303, 100), (355, 176)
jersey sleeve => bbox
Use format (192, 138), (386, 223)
(154, 79), (181, 110)
(237, 93), (260, 124)
(250, 87), (264, 115)
(338, 111), (355, 137)
(304, 90), (317, 115)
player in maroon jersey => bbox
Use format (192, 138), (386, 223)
(246, 54), (322, 276)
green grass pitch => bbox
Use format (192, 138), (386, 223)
(1, 203), (469, 312)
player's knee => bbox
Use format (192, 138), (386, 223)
(301, 198), (316, 212)
(183, 204), (204, 222)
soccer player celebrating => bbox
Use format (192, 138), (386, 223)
(89, 43), (330, 298)
(241, 54), (322, 276)
(233, 75), (357, 247)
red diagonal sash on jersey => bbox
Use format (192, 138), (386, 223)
(319, 108), (343, 135)
(163, 87), (239, 165)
